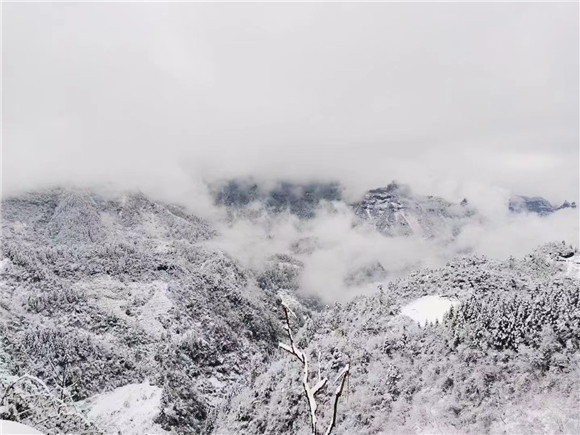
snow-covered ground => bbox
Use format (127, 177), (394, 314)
(0, 420), (44, 435)
(78, 278), (172, 339)
(400, 295), (459, 325)
(82, 381), (163, 435)
(137, 286), (173, 338)
(544, 253), (580, 279)
(564, 255), (580, 279)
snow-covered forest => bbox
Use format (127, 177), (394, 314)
(0, 188), (578, 434)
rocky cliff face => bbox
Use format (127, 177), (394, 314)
(214, 180), (342, 220)
(214, 180), (476, 239)
(351, 182), (473, 238)
(509, 195), (577, 215)
(215, 180), (576, 240)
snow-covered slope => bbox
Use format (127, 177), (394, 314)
(0, 189), (280, 434)
(82, 381), (163, 434)
(215, 242), (580, 435)
(1, 188), (578, 435)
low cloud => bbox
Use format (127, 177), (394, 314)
(205, 190), (578, 302)
(3, 3), (578, 206)
(3, 3), (578, 301)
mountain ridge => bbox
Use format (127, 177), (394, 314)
(0, 187), (578, 434)
(213, 179), (577, 238)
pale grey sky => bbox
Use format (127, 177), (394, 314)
(3, 2), (579, 205)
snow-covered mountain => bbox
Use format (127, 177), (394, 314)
(214, 180), (342, 220)
(214, 179), (575, 238)
(0, 189), (282, 434)
(1, 187), (578, 435)
(351, 182), (473, 238)
(509, 195), (577, 215)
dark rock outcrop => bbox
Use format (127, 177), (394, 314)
(214, 179), (342, 219)
(509, 196), (555, 215)
(509, 196), (578, 215)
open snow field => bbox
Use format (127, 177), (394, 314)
(82, 381), (163, 435)
(400, 295), (460, 325)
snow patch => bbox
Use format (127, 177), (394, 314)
(398, 210), (424, 237)
(400, 295), (459, 325)
(136, 285), (173, 338)
(0, 421), (44, 435)
(83, 381), (163, 435)
(79, 278), (172, 338)
(549, 253), (580, 279)
(564, 255), (580, 279)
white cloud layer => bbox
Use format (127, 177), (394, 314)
(3, 3), (578, 205)
(205, 200), (579, 302)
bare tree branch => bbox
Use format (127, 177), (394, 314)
(312, 378), (327, 396)
(278, 301), (350, 435)
(279, 301), (319, 433)
(324, 364), (350, 435)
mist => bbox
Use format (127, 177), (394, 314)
(206, 197), (578, 301)
(3, 3), (579, 300)
(4, 3), (578, 201)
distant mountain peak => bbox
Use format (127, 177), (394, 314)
(509, 195), (577, 216)
(213, 179), (343, 219)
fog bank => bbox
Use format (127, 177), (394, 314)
(3, 3), (579, 205)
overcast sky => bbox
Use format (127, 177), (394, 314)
(3, 2), (579, 205)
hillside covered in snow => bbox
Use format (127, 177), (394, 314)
(0, 187), (578, 435)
